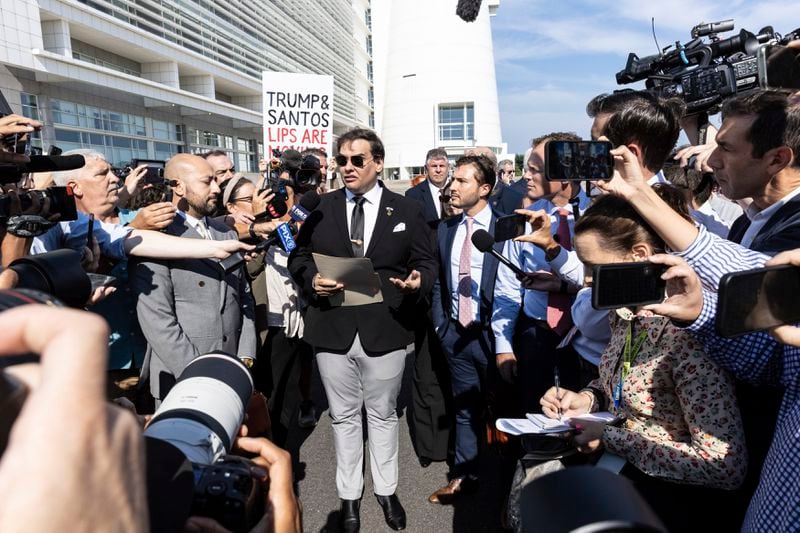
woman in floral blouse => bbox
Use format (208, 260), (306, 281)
(540, 188), (746, 531)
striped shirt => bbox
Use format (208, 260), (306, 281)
(678, 226), (799, 532)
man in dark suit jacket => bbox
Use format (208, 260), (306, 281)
(405, 147), (450, 225)
(131, 154), (256, 402)
(289, 129), (437, 532)
(404, 147), (453, 469)
(428, 155), (521, 504)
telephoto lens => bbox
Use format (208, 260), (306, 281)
(143, 352), (253, 465)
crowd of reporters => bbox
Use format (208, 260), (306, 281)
(1, 44), (800, 533)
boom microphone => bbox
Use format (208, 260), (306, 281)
(14, 154), (85, 173)
(471, 229), (526, 277)
(456, 0), (482, 22)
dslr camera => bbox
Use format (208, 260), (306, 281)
(616, 20), (800, 114)
(144, 353), (267, 532)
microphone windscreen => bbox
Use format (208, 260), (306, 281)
(17, 154), (85, 173)
(471, 229), (496, 252)
(298, 189), (321, 211)
(456, 0), (482, 22)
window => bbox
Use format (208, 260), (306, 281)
(438, 103), (474, 141)
(20, 93), (43, 149)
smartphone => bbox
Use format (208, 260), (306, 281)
(716, 265), (800, 338)
(46, 186), (78, 221)
(86, 213), (95, 249)
(545, 140), (613, 182)
(131, 159), (166, 184)
(592, 262), (666, 310)
(494, 213), (527, 242)
(758, 44), (800, 91)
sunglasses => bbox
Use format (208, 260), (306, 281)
(335, 154), (373, 168)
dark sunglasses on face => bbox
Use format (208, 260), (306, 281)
(335, 154), (373, 168)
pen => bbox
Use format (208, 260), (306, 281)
(554, 366), (562, 420)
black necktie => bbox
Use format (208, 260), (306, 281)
(350, 196), (366, 257)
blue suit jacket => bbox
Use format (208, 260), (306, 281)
(489, 179), (526, 215)
(728, 195), (800, 253)
(431, 209), (506, 348)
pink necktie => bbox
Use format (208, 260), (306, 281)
(457, 217), (474, 327)
(547, 209), (573, 335)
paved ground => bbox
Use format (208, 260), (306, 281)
(283, 349), (513, 533)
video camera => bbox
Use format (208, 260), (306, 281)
(264, 149), (322, 197)
(616, 20), (800, 114)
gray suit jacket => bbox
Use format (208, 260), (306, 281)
(131, 214), (257, 400)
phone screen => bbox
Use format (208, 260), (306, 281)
(592, 262), (666, 310)
(494, 213), (526, 242)
(716, 265), (800, 338)
(131, 159), (166, 184)
(545, 140), (613, 182)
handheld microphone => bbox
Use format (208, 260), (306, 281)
(254, 195), (288, 221)
(288, 190), (321, 223)
(471, 229), (526, 277)
(218, 223), (298, 273)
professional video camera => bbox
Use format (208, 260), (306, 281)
(143, 353), (267, 532)
(616, 20), (800, 114)
(266, 149), (321, 196)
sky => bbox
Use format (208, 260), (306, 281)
(490, 0), (800, 154)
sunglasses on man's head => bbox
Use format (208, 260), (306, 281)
(335, 154), (373, 168)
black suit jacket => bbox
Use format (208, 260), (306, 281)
(431, 209), (506, 349)
(728, 195), (800, 253)
(405, 180), (440, 225)
(289, 186), (438, 352)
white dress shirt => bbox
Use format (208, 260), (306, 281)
(345, 182), (383, 253)
(449, 204), (492, 324)
(740, 185), (800, 248)
(647, 170), (668, 185)
(428, 180), (443, 218)
(180, 211), (212, 239)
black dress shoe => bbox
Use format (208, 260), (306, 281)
(340, 498), (360, 533)
(419, 455), (432, 468)
(375, 493), (406, 530)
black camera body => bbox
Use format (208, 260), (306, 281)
(191, 454), (266, 532)
(112, 159), (166, 184)
(268, 149), (321, 195)
(0, 186), (78, 224)
(617, 21), (800, 114)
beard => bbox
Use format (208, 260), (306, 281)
(187, 194), (218, 217)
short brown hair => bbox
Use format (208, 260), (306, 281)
(575, 184), (691, 255)
(531, 131), (581, 148)
(603, 98), (684, 172)
(455, 155), (496, 189)
(722, 89), (800, 168)
(336, 128), (385, 161)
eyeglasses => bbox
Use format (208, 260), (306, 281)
(230, 197), (252, 203)
(335, 154), (373, 168)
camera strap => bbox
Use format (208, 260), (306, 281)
(5, 214), (56, 237)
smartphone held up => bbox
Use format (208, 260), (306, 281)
(545, 140), (614, 182)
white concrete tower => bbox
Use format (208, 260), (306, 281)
(372, 0), (504, 180)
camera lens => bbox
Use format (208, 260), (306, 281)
(144, 352), (253, 465)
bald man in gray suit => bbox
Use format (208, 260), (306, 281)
(132, 154), (256, 402)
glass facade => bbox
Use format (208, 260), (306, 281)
(438, 103), (475, 142)
(74, 0), (360, 122)
(46, 98), (184, 166)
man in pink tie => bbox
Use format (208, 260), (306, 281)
(497, 132), (588, 413)
(428, 155), (522, 504)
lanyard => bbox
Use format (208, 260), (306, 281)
(613, 320), (648, 410)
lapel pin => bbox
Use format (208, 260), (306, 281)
(386, 207), (394, 217)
